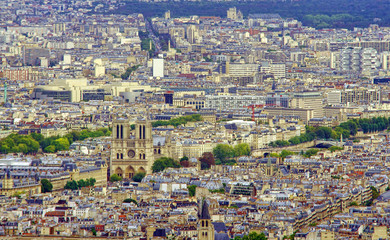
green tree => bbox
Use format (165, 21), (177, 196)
(303, 149), (320, 158)
(110, 174), (122, 182)
(41, 179), (53, 193)
(91, 228), (97, 236)
(123, 198), (138, 205)
(349, 201), (358, 206)
(180, 156), (189, 162)
(213, 144), (235, 164)
(370, 186), (380, 199)
(30, 132), (44, 142)
(64, 180), (78, 190)
(188, 185), (197, 197)
(86, 178), (96, 186)
(53, 137), (70, 151)
(152, 157), (180, 173)
(132, 172), (146, 182)
(77, 179), (86, 188)
(280, 150), (295, 159)
(234, 143), (251, 156)
(44, 145), (56, 153)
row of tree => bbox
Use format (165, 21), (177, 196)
(64, 178), (96, 190)
(150, 143), (251, 172)
(233, 232), (268, 240)
(0, 128), (111, 154)
(270, 117), (390, 148)
(152, 114), (203, 128)
(0, 133), (40, 154)
(139, 31), (156, 56)
(212, 143), (251, 164)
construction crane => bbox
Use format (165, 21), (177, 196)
(245, 104), (264, 122)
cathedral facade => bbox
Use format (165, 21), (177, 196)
(110, 118), (171, 178)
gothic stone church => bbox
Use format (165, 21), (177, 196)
(110, 118), (172, 179)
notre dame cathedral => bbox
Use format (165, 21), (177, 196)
(110, 118), (172, 179)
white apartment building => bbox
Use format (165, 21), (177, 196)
(340, 47), (379, 73)
(205, 95), (265, 110)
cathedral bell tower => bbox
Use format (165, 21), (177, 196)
(110, 118), (154, 179)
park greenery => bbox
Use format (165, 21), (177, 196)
(270, 149), (320, 159)
(152, 114), (203, 128)
(120, 65), (139, 80)
(270, 117), (390, 148)
(233, 232), (268, 240)
(212, 143), (251, 165)
(132, 172), (146, 182)
(64, 178), (96, 190)
(41, 179), (53, 193)
(110, 174), (122, 182)
(139, 31), (156, 56)
(152, 157), (181, 172)
(0, 128), (111, 154)
(107, 0), (390, 29)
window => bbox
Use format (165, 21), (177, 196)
(117, 153), (119, 159)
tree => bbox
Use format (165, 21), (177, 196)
(370, 186), (380, 200)
(349, 201), (358, 206)
(132, 172), (146, 182)
(213, 144), (235, 164)
(123, 198), (138, 205)
(64, 180), (78, 190)
(41, 179), (53, 193)
(53, 137), (70, 151)
(188, 185), (197, 197)
(303, 149), (320, 158)
(180, 156), (189, 162)
(91, 227), (97, 236)
(43, 144), (56, 153)
(30, 132), (44, 142)
(280, 150), (295, 159)
(180, 160), (190, 167)
(199, 152), (215, 170)
(152, 157), (180, 173)
(234, 143), (251, 156)
(86, 178), (96, 186)
(77, 179), (86, 188)
(110, 174), (122, 182)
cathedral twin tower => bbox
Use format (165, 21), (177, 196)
(110, 119), (154, 179)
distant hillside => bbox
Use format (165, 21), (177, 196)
(107, 0), (390, 29)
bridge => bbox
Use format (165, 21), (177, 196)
(314, 140), (343, 148)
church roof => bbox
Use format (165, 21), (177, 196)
(199, 199), (211, 220)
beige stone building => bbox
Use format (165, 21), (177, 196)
(110, 118), (172, 178)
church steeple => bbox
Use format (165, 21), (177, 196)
(198, 199), (214, 240)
